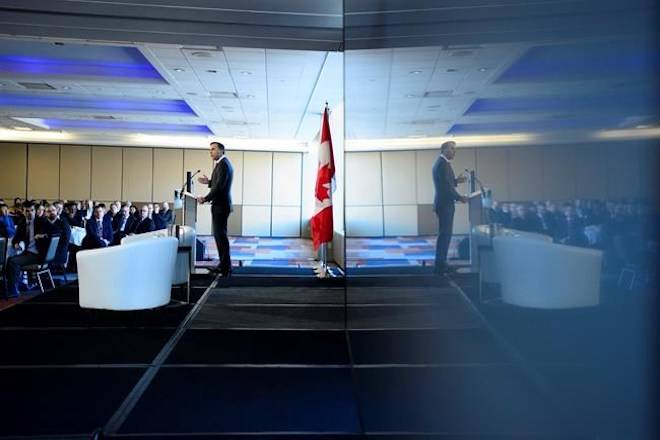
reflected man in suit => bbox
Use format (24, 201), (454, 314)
(133, 205), (156, 234)
(197, 141), (233, 276)
(432, 141), (468, 275)
(112, 205), (137, 244)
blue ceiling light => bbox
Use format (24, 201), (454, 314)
(0, 44), (164, 81)
(40, 118), (212, 134)
(0, 93), (196, 115)
(448, 117), (622, 135)
(465, 94), (657, 115)
(496, 40), (659, 83)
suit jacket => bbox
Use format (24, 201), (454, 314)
(47, 217), (71, 265)
(134, 217), (155, 234)
(0, 214), (16, 239)
(11, 216), (52, 259)
(83, 217), (114, 248)
(160, 209), (173, 227)
(113, 214), (137, 235)
(205, 156), (233, 213)
(63, 213), (83, 228)
(432, 155), (461, 212)
(153, 213), (166, 230)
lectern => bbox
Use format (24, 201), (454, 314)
(467, 191), (488, 271)
(174, 191), (197, 229)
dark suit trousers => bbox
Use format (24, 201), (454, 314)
(6, 251), (41, 296)
(211, 205), (231, 274)
(435, 204), (455, 272)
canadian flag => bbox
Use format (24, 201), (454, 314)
(310, 106), (335, 250)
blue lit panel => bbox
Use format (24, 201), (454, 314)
(465, 95), (656, 115)
(448, 118), (621, 135)
(496, 41), (659, 83)
(41, 118), (212, 134)
(0, 42), (164, 81)
(0, 93), (196, 115)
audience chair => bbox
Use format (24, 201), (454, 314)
(23, 236), (60, 293)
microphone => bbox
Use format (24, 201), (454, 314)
(465, 169), (485, 193)
(179, 169), (201, 196)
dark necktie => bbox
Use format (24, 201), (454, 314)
(97, 220), (103, 239)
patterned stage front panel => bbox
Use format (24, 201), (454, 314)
(197, 235), (467, 268)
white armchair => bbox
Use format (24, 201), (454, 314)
(493, 235), (603, 309)
(121, 226), (196, 302)
(77, 237), (178, 310)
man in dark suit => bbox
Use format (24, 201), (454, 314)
(133, 205), (155, 234)
(160, 202), (173, 227)
(432, 141), (467, 275)
(0, 202), (16, 239)
(6, 201), (53, 297)
(197, 141), (234, 276)
(112, 204), (137, 244)
(44, 204), (71, 267)
(81, 205), (114, 249)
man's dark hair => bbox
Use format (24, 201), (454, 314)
(0, 202), (7, 209)
(95, 204), (106, 210)
(23, 201), (35, 209)
(210, 141), (225, 151)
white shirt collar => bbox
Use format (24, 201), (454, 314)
(214, 155), (227, 166)
(440, 153), (450, 162)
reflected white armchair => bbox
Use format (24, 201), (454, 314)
(493, 235), (603, 309)
(77, 237), (178, 310)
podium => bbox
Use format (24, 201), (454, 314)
(174, 191), (197, 229)
(467, 190), (489, 272)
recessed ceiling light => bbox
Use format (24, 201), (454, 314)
(446, 68), (458, 72)
(187, 92), (197, 96)
(173, 68), (185, 72)
(62, 86), (71, 90)
(206, 69), (217, 73)
(405, 94), (418, 98)
(243, 94), (255, 99)
(636, 124), (650, 129)
(409, 70), (422, 75)
(53, 42), (64, 46)
(478, 67), (488, 72)
(13, 126), (32, 131)
(191, 51), (212, 58)
(240, 71), (252, 76)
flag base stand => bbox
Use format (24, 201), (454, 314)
(314, 243), (333, 278)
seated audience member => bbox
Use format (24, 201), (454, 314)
(104, 202), (120, 223)
(75, 199), (94, 225)
(35, 203), (46, 218)
(535, 204), (557, 237)
(53, 200), (64, 217)
(556, 205), (586, 246)
(133, 205), (155, 234)
(510, 204), (543, 233)
(11, 197), (23, 216)
(81, 205), (114, 249)
(62, 202), (83, 228)
(129, 204), (139, 220)
(6, 202), (53, 298)
(147, 203), (154, 220)
(44, 204), (71, 267)
(152, 204), (166, 230)
(112, 205), (137, 244)
(160, 202), (173, 227)
(0, 202), (16, 239)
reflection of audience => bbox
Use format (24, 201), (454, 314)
(491, 198), (658, 273)
(0, 202), (16, 239)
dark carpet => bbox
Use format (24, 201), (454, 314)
(120, 367), (361, 433)
(0, 328), (173, 365)
(166, 329), (349, 365)
(0, 302), (192, 328)
(206, 286), (345, 305)
(347, 303), (483, 330)
(349, 329), (511, 365)
(192, 303), (346, 329)
(354, 366), (564, 436)
(0, 367), (145, 437)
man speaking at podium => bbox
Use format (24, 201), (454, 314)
(433, 141), (468, 275)
(197, 141), (234, 277)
